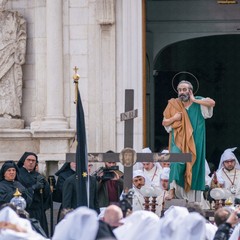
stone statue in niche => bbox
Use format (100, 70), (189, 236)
(0, 0), (26, 121)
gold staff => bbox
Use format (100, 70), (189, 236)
(73, 66), (80, 104)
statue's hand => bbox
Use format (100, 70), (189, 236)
(174, 112), (182, 121)
(189, 90), (195, 102)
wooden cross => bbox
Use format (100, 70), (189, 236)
(120, 89), (137, 190)
(66, 89), (192, 190)
(66, 151), (191, 189)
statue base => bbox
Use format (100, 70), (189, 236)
(0, 118), (24, 129)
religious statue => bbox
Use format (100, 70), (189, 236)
(0, 0), (26, 119)
(162, 72), (215, 202)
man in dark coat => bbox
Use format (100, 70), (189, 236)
(62, 173), (100, 214)
(17, 152), (51, 237)
(0, 161), (33, 207)
(96, 161), (124, 208)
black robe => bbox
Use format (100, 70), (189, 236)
(96, 220), (117, 240)
(52, 163), (75, 222)
(17, 167), (51, 237)
(62, 174), (100, 214)
(0, 179), (33, 207)
(53, 163), (75, 203)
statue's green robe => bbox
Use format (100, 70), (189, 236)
(164, 97), (206, 191)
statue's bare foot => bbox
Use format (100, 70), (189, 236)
(165, 189), (175, 200)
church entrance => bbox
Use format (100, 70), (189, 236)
(153, 34), (240, 169)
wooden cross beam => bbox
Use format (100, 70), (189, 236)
(66, 151), (191, 189)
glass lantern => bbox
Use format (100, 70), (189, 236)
(10, 188), (27, 210)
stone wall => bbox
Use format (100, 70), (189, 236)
(0, 0), (144, 177)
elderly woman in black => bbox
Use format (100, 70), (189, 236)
(0, 161), (33, 207)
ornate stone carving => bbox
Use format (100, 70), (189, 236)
(96, 0), (115, 25)
(0, 0), (26, 120)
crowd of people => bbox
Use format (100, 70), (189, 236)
(0, 152), (50, 238)
(0, 147), (240, 239)
(2, 80), (240, 239)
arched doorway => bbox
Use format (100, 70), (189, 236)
(154, 34), (240, 168)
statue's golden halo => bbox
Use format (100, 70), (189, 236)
(172, 71), (199, 95)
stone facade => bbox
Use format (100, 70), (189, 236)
(0, 0), (144, 175)
(0, 0), (239, 175)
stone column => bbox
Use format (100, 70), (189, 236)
(29, 0), (71, 174)
(116, 0), (143, 150)
(88, 0), (116, 151)
(41, 0), (68, 129)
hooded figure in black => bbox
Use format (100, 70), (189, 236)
(53, 161), (76, 222)
(0, 161), (33, 207)
(53, 162), (76, 202)
(17, 152), (51, 237)
(62, 173), (100, 214)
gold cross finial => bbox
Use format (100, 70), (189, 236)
(73, 66), (78, 72)
(73, 66), (80, 83)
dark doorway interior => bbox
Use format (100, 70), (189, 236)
(154, 34), (240, 169)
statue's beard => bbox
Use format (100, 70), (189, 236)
(178, 94), (190, 102)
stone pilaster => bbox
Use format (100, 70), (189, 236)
(116, 0), (143, 151)
(31, 0), (68, 130)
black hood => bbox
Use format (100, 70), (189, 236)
(17, 152), (38, 168)
(0, 161), (19, 181)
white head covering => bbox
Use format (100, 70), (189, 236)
(160, 167), (170, 180)
(171, 212), (206, 240)
(133, 148), (152, 171)
(154, 149), (169, 169)
(157, 206), (206, 240)
(52, 207), (99, 240)
(157, 149), (170, 169)
(157, 206), (189, 239)
(114, 210), (160, 240)
(161, 149), (169, 154)
(142, 147), (152, 153)
(0, 206), (48, 240)
(218, 147), (240, 170)
(133, 170), (152, 186)
(133, 169), (145, 179)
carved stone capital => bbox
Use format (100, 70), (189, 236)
(96, 0), (115, 25)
